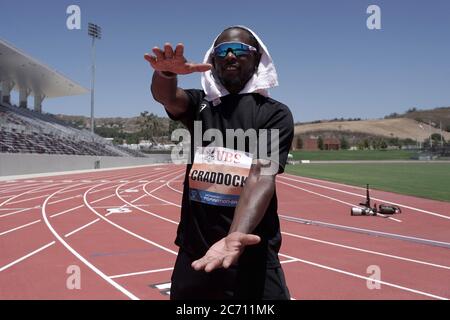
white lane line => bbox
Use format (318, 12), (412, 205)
(281, 231), (450, 270)
(0, 242), (55, 272)
(0, 207), (38, 218)
(0, 207), (39, 211)
(0, 182), (87, 218)
(0, 169), (174, 270)
(7, 193), (57, 205)
(284, 173), (367, 191)
(280, 214), (450, 249)
(50, 204), (85, 218)
(42, 184), (140, 300)
(140, 178), (449, 299)
(49, 194), (82, 204)
(0, 179), (111, 219)
(83, 183), (178, 255)
(165, 180), (183, 195)
(1, 182), (78, 204)
(280, 259), (298, 265)
(140, 173), (450, 271)
(0, 219), (42, 236)
(145, 183), (450, 269)
(0, 168), (169, 225)
(277, 179), (403, 223)
(142, 173), (185, 208)
(388, 216), (403, 223)
(109, 267), (174, 279)
(0, 182), (67, 208)
(10, 170), (157, 210)
(93, 205), (151, 209)
(48, 184), (127, 218)
(64, 219), (100, 238)
(113, 172), (184, 225)
(279, 175), (450, 220)
(5, 181), (95, 206)
(47, 184), (99, 204)
(49, 183), (140, 218)
(48, 183), (126, 205)
(278, 253), (448, 300)
(277, 180), (368, 209)
(58, 168), (183, 241)
(49, 169), (178, 219)
(0, 182), (45, 195)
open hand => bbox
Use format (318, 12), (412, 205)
(191, 232), (261, 273)
(144, 43), (212, 75)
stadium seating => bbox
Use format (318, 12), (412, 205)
(0, 103), (146, 157)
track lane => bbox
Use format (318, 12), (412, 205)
(2, 164), (449, 300)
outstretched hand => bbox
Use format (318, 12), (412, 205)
(191, 232), (261, 273)
(144, 43), (212, 75)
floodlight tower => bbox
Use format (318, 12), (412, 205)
(88, 23), (102, 134)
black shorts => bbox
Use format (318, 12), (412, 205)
(170, 249), (291, 300)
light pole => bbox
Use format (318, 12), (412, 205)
(418, 123), (424, 150)
(429, 120), (432, 148)
(88, 23), (102, 134)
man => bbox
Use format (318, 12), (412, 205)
(145, 26), (293, 300)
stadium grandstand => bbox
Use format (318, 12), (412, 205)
(0, 38), (146, 158)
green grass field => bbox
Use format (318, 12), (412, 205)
(285, 163), (450, 202)
(290, 150), (416, 161)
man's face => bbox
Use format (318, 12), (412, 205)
(212, 28), (261, 94)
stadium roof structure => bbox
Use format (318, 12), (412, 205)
(0, 38), (88, 110)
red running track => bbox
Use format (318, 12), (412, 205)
(0, 164), (449, 300)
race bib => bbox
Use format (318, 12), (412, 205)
(189, 147), (253, 207)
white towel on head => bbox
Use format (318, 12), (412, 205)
(201, 25), (279, 105)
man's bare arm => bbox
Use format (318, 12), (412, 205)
(145, 43), (211, 117)
(229, 160), (275, 234)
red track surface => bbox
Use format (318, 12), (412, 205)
(0, 164), (449, 300)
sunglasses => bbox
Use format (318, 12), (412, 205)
(212, 41), (258, 58)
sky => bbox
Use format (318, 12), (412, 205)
(1, 0), (449, 122)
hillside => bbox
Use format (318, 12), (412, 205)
(55, 107), (449, 144)
(295, 118), (450, 141)
(387, 107), (450, 131)
(54, 113), (184, 145)
(55, 114), (152, 133)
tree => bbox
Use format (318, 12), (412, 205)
(139, 111), (159, 140)
(363, 139), (370, 150)
(430, 133), (445, 146)
(295, 137), (303, 150)
(340, 137), (349, 150)
(371, 139), (379, 150)
(384, 112), (399, 119)
(388, 137), (401, 148)
(317, 136), (324, 150)
(169, 119), (185, 135)
(357, 142), (365, 150)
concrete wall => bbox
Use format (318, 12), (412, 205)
(0, 153), (172, 177)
